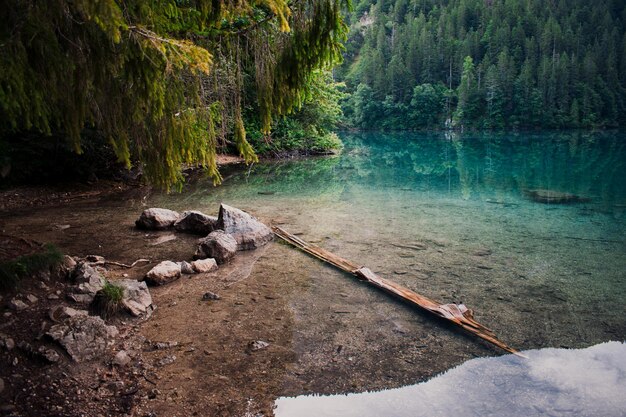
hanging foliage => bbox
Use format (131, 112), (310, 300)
(0, 0), (349, 190)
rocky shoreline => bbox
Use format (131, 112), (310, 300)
(0, 204), (275, 416)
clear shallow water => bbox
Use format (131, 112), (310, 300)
(149, 130), (626, 410)
(274, 341), (626, 417)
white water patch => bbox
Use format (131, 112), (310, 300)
(275, 341), (626, 417)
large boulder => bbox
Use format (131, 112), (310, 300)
(115, 279), (153, 317)
(195, 230), (237, 264)
(144, 261), (181, 286)
(47, 315), (118, 362)
(174, 210), (219, 235)
(217, 204), (273, 250)
(135, 208), (180, 230)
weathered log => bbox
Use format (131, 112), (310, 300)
(272, 226), (523, 357)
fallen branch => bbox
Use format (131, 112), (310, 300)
(273, 226), (524, 357)
(89, 259), (151, 268)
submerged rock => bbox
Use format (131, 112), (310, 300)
(191, 258), (218, 273)
(135, 208), (180, 230)
(177, 261), (196, 275)
(195, 230), (237, 264)
(144, 261), (181, 286)
(217, 204), (273, 250)
(523, 189), (591, 204)
(115, 279), (153, 317)
(174, 210), (219, 235)
(47, 315), (118, 362)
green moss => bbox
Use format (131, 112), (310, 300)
(0, 244), (63, 291)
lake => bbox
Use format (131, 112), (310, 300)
(150, 130), (626, 415)
(3, 130), (625, 416)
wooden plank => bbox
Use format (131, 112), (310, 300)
(272, 226), (524, 357)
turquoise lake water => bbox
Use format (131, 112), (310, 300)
(148, 130), (626, 415)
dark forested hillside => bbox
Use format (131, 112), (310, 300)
(337, 0), (626, 130)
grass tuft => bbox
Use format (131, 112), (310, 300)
(0, 244), (64, 290)
(91, 281), (124, 319)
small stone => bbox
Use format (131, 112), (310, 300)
(153, 341), (178, 350)
(0, 334), (15, 350)
(47, 294), (60, 300)
(36, 281), (49, 290)
(113, 351), (131, 367)
(26, 294), (38, 304)
(148, 388), (161, 399)
(247, 340), (269, 352)
(8, 298), (28, 311)
(157, 355), (176, 366)
(38, 347), (60, 363)
(144, 261), (181, 286)
(49, 306), (88, 322)
(202, 292), (221, 301)
(177, 261), (196, 275)
(59, 255), (77, 279)
(191, 258), (218, 273)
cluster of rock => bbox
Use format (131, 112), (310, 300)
(139, 204), (273, 286)
(62, 256), (153, 318)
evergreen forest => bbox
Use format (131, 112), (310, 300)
(337, 0), (626, 130)
(1, 0), (625, 189)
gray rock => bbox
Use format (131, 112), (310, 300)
(195, 231), (237, 264)
(0, 333), (15, 350)
(60, 255), (77, 278)
(191, 258), (218, 273)
(135, 208), (180, 230)
(177, 261), (196, 275)
(26, 294), (38, 304)
(47, 294), (60, 300)
(247, 340), (269, 352)
(47, 315), (118, 362)
(49, 306), (88, 322)
(157, 355), (176, 366)
(68, 293), (94, 304)
(202, 292), (221, 301)
(113, 350), (131, 367)
(8, 298), (28, 311)
(144, 261), (181, 286)
(115, 279), (153, 317)
(71, 262), (105, 303)
(217, 204), (273, 250)
(38, 346), (60, 363)
(174, 210), (218, 235)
